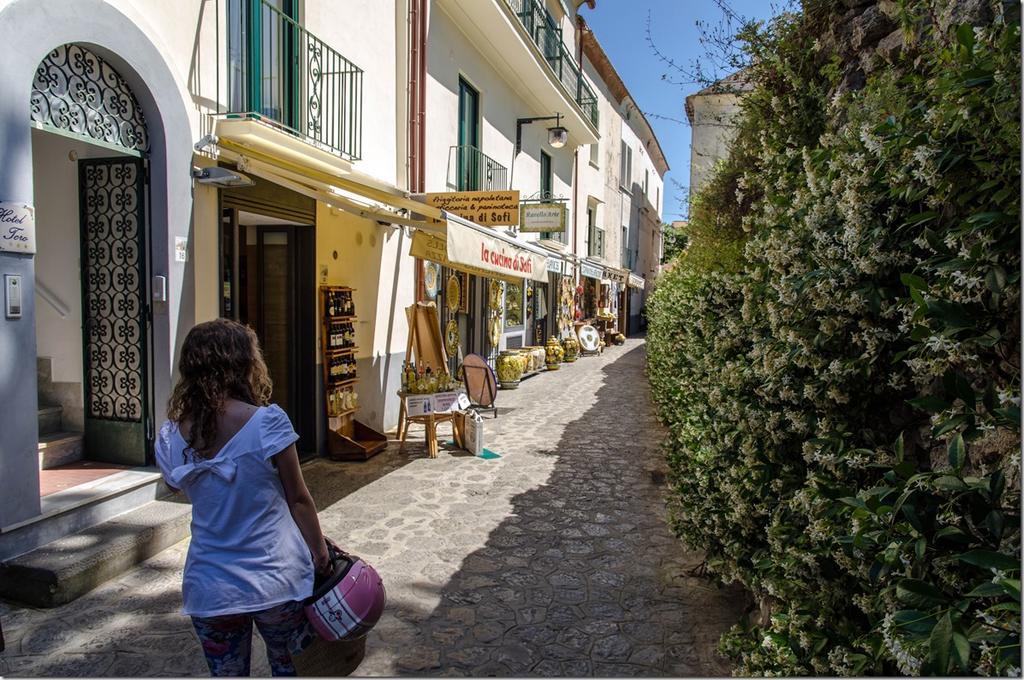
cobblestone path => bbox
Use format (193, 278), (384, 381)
(0, 338), (748, 677)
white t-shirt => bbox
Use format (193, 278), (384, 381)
(155, 404), (315, 618)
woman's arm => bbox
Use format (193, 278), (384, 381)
(274, 444), (329, 572)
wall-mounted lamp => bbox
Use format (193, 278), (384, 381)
(191, 166), (255, 188)
(515, 113), (567, 155)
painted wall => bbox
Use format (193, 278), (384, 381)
(0, 0), (196, 526)
(425, 6), (575, 211)
(315, 205), (413, 431)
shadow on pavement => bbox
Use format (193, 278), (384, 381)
(372, 343), (749, 677)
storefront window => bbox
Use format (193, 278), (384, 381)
(504, 281), (523, 328)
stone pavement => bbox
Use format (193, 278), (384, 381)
(0, 338), (749, 677)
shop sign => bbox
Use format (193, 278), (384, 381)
(405, 390), (463, 417)
(519, 202), (566, 233)
(0, 202), (36, 254)
(446, 218), (547, 283)
(409, 229), (514, 282)
(628, 273), (646, 289)
(580, 262), (603, 280)
(546, 258), (564, 275)
(605, 268), (627, 285)
(424, 190), (520, 227)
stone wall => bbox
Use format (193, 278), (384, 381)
(815, 0), (1019, 93)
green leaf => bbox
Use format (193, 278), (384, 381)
(986, 266), (1007, 293)
(985, 510), (1004, 541)
(908, 395), (951, 412)
(966, 582), (1006, 597)
(957, 550), (1020, 572)
(934, 475), (967, 491)
(901, 273), (928, 291)
(957, 24), (976, 49)
(894, 433), (905, 461)
(948, 434), (966, 472)
(915, 536), (927, 559)
(934, 526), (970, 543)
(929, 612), (953, 674)
(897, 579), (949, 608)
(893, 609), (938, 634)
(933, 414), (968, 438)
(996, 578), (1021, 599)
(952, 630), (971, 671)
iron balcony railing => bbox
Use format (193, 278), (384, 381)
(225, 0), (363, 160)
(448, 145), (509, 191)
(503, 0), (599, 128)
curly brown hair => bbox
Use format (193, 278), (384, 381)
(168, 319), (272, 460)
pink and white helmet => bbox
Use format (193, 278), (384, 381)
(304, 546), (386, 642)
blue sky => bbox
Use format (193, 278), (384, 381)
(584, 0), (783, 222)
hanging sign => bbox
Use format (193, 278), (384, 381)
(446, 219), (547, 283)
(580, 262), (603, 280)
(546, 258), (564, 275)
(628, 273), (646, 289)
(0, 202), (36, 254)
(519, 202), (566, 233)
(424, 190), (520, 227)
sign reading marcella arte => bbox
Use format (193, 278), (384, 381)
(519, 202), (566, 233)
(0, 202), (36, 254)
(445, 219), (547, 283)
(424, 190), (520, 227)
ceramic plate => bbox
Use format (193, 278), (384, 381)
(445, 319), (460, 355)
(446, 274), (461, 312)
(424, 262), (439, 299)
(578, 324), (600, 352)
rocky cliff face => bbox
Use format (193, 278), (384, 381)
(812, 0), (1019, 93)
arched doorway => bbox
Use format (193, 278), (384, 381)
(30, 42), (151, 481)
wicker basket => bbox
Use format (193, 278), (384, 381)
(291, 635), (366, 677)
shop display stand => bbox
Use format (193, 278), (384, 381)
(320, 286), (387, 461)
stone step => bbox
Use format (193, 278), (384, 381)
(38, 432), (84, 470)
(37, 405), (63, 437)
(0, 498), (191, 608)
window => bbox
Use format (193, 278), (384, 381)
(588, 204), (604, 258)
(228, 0), (300, 127)
(619, 141), (632, 191)
(656, 186), (660, 214)
(644, 170), (649, 197)
(457, 78), (480, 191)
(589, 142), (599, 167)
(540, 151), (563, 243)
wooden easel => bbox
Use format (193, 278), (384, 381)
(397, 303), (459, 457)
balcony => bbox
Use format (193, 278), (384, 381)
(435, 0), (599, 146)
(447, 145), (509, 191)
(223, 0), (363, 161)
(505, 0), (599, 128)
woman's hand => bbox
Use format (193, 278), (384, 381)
(312, 540), (330, 574)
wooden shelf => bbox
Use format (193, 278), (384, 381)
(327, 378), (358, 388)
(325, 346), (359, 354)
(326, 315), (356, 323)
(327, 407), (357, 418)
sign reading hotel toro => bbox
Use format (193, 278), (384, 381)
(424, 190), (520, 227)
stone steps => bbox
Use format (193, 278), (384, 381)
(0, 498), (191, 608)
(38, 432), (84, 470)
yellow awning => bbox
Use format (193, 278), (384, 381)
(212, 120), (444, 223)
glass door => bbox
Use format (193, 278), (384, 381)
(457, 78), (480, 191)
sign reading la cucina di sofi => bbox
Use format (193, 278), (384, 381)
(446, 218), (547, 283)
(0, 202), (35, 254)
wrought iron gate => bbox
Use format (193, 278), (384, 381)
(79, 157), (149, 464)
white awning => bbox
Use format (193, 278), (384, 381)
(443, 213), (549, 283)
(628, 273), (646, 289)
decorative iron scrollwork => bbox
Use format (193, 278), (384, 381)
(31, 44), (149, 153)
(81, 159), (145, 423)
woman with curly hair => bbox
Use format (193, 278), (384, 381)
(156, 318), (328, 676)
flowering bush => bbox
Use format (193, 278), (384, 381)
(648, 1), (1020, 675)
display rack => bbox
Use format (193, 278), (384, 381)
(319, 286), (387, 460)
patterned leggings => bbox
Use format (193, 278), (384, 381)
(191, 600), (314, 677)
